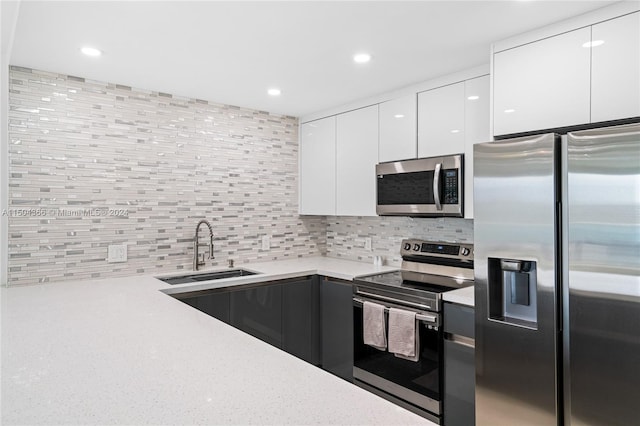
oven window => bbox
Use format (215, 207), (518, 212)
(353, 304), (442, 402)
(377, 171), (435, 205)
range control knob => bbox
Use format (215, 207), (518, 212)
(403, 243), (411, 251)
(460, 247), (470, 256)
(413, 244), (421, 251)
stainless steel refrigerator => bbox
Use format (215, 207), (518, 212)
(474, 123), (640, 425)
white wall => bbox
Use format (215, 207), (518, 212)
(1, 1), (21, 287)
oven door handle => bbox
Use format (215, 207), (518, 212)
(353, 296), (438, 324)
(354, 290), (433, 312)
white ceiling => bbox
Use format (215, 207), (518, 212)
(8, 0), (617, 117)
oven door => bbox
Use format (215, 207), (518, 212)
(353, 295), (443, 421)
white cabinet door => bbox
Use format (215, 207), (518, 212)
(418, 82), (465, 158)
(463, 75), (490, 219)
(336, 105), (378, 216)
(379, 94), (417, 162)
(591, 12), (640, 123)
(493, 27), (591, 136)
(299, 117), (336, 215)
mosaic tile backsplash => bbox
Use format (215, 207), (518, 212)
(7, 67), (326, 286)
(326, 216), (473, 267)
(7, 67), (474, 286)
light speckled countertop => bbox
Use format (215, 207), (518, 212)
(442, 285), (474, 307)
(156, 257), (474, 307)
(1, 256), (439, 426)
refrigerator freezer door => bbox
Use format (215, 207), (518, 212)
(474, 133), (560, 425)
(566, 124), (640, 425)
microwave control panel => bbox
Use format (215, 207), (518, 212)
(443, 169), (459, 204)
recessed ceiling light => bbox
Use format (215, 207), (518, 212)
(467, 95), (480, 101)
(80, 46), (102, 57)
(267, 88), (281, 96)
(582, 40), (605, 48)
(504, 109), (516, 114)
(394, 114), (405, 119)
(353, 53), (372, 64)
(451, 129), (460, 134)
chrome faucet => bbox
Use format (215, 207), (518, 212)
(193, 219), (214, 270)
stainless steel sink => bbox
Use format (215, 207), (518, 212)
(157, 269), (259, 285)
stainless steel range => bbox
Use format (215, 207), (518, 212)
(352, 239), (474, 423)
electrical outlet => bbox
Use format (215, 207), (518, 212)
(364, 237), (372, 251)
(261, 235), (270, 250)
(107, 244), (127, 263)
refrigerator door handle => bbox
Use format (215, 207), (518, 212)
(433, 162), (442, 210)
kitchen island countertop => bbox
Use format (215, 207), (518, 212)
(1, 256), (435, 425)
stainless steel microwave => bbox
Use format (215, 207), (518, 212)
(376, 154), (464, 217)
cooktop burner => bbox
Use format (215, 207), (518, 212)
(356, 271), (453, 294)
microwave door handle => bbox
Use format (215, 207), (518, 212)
(433, 162), (442, 210)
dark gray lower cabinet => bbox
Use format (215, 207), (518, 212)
(227, 277), (319, 355)
(230, 284), (283, 348)
(320, 278), (354, 382)
(172, 275), (327, 371)
(180, 291), (230, 324)
(282, 277), (321, 365)
(443, 302), (475, 426)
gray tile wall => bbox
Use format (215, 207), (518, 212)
(325, 216), (473, 266)
(7, 67), (326, 286)
(7, 67), (475, 286)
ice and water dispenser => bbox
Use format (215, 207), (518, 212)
(487, 258), (538, 328)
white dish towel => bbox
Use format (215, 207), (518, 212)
(363, 301), (387, 351)
(388, 308), (420, 362)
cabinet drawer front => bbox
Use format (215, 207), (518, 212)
(443, 302), (474, 338)
(282, 278), (321, 365)
(321, 279), (354, 381)
(230, 285), (283, 348)
(444, 339), (475, 426)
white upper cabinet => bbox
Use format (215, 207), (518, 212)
(299, 117), (336, 215)
(336, 105), (378, 216)
(418, 82), (466, 158)
(463, 75), (490, 219)
(379, 94), (417, 162)
(493, 27), (591, 136)
(591, 12), (640, 123)
(464, 76), (491, 145)
(415, 76), (489, 218)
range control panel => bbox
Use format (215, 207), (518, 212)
(401, 239), (473, 260)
